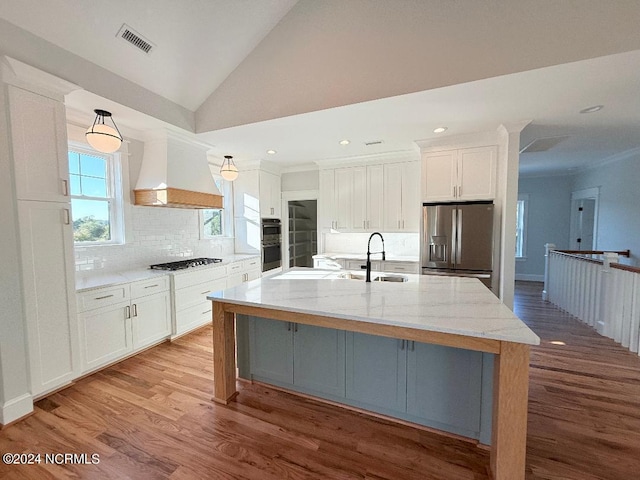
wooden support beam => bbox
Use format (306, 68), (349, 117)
(212, 301), (238, 404)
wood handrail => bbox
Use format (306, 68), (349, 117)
(555, 249), (630, 257)
(611, 263), (640, 274)
(550, 250), (640, 274)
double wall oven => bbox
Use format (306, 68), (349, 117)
(261, 218), (282, 272)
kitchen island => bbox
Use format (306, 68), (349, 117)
(208, 268), (539, 480)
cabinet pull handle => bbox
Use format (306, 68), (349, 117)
(201, 291), (210, 295)
(202, 309), (212, 315)
(287, 322), (291, 331)
(63, 209), (70, 225)
(400, 339), (405, 350)
(125, 305), (131, 319)
(458, 186), (461, 197)
(411, 341), (415, 351)
(294, 323), (298, 333)
(144, 284), (159, 289)
(62, 179), (69, 196)
(452, 185), (456, 197)
(132, 304), (138, 317)
(95, 294), (114, 300)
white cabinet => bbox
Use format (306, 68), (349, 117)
(77, 277), (171, 373)
(383, 161), (420, 232)
(226, 258), (261, 288)
(320, 165), (384, 232)
(10, 84), (79, 398)
(19, 201), (79, 396)
(8, 85), (71, 203)
(422, 146), (496, 202)
(172, 265), (227, 338)
(382, 261), (420, 274)
(259, 171), (281, 218)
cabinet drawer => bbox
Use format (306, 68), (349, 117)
(383, 262), (419, 274)
(243, 258), (260, 270)
(175, 300), (213, 335)
(345, 260), (381, 271)
(227, 262), (243, 274)
(172, 265), (227, 290)
(77, 285), (130, 312)
(174, 278), (226, 311)
(130, 276), (169, 299)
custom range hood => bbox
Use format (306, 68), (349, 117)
(134, 131), (223, 209)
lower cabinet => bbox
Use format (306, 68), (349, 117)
(246, 319), (492, 441)
(77, 277), (171, 373)
(249, 318), (346, 398)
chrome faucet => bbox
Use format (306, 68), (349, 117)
(366, 232), (386, 282)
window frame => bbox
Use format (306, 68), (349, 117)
(515, 194), (529, 260)
(199, 173), (233, 239)
(68, 143), (125, 246)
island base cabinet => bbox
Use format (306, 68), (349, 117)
(248, 318), (345, 397)
(407, 342), (483, 437)
(346, 332), (407, 412)
(294, 325), (345, 397)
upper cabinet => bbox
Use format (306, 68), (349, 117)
(319, 164), (390, 232)
(383, 161), (420, 232)
(259, 170), (281, 219)
(8, 85), (70, 203)
(422, 146), (496, 202)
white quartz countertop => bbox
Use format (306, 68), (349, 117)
(76, 254), (260, 292)
(208, 267), (540, 346)
(314, 252), (419, 262)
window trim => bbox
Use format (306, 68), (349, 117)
(199, 173), (233, 239)
(515, 194), (529, 260)
(68, 143), (125, 246)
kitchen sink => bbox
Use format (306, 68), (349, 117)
(338, 272), (408, 282)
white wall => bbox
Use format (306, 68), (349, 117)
(571, 153), (640, 267)
(516, 175), (572, 279)
(281, 170), (319, 191)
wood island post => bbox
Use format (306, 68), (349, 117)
(212, 301), (238, 404)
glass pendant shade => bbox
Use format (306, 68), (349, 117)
(86, 109), (123, 153)
(220, 155), (239, 181)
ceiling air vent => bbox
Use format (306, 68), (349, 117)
(519, 135), (570, 153)
(117, 24), (155, 54)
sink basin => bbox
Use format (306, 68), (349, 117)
(338, 272), (408, 282)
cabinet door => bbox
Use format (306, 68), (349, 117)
(334, 167), (353, 230)
(259, 171), (280, 218)
(350, 166), (367, 231)
(401, 161), (421, 232)
(233, 170), (260, 221)
(422, 151), (457, 202)
(346, 333), (407, 411)
(79, 301), (131, 373)
(9, 86), (70, 202)
(19, 200), (79, 395)
(293, 324), (345, 397)
(249, 317), (294, 385)
(406, 342), (483, 435)
(458, 146), (496, 200)
(131, 291), (171, 350)
(271, 174), (282, 218)
(318, 169), (336, 230)
(366, 164), (384, 231)
(383, 163), (403, 231)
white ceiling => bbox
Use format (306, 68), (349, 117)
(0, 0), (297, 110)
(3, 1), (640, 176)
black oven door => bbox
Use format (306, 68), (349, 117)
(262, 243), (282, 272)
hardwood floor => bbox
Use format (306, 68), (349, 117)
(2, 281), (639, 479)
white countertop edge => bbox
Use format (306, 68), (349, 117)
(207, 293), (540, 347)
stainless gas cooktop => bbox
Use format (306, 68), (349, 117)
(149, 258), (222, 271)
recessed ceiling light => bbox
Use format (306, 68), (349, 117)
(579, 105), (603, 114)
(433, 127), (448, 133)
(339, 139), (350, 145)
(266, 149), (277, 155)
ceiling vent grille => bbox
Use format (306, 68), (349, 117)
(117, 24), (154, 54)
(519, 135), (570, 154)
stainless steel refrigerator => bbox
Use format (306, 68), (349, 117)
(421, 201), (494, 289)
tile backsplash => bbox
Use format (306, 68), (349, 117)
(74, 206), (234, 277)
(323, 232), (419, 257)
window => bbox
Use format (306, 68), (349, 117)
(68, 148), (123, 244)
(515, 194), (528, 259)
(201, 176), (230, 238)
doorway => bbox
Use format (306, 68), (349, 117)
(569, 188), (599, 251)
(287, 199), (317, 268)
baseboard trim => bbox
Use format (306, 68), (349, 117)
(515, 274), (544, 282)
(0, 393), (33, 426)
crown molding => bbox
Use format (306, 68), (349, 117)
(315, 149), (419, 169)
(415, 130), (501, 152)
(1, 56), (80, 101)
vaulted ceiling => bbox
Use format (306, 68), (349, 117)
(1, 0), (640, 175)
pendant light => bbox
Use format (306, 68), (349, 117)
(220, 155), (238, 181)
(86, 109), (123, 153)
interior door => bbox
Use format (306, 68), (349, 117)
(570, 198), (596, 250)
